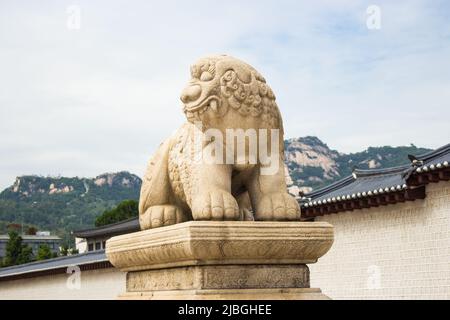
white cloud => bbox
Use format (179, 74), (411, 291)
(0, 0), (449, 189)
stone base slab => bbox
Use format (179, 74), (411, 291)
(106, 221), (334, 271)
(119, 288), (329, 300)
(127, 265), (310, 292)
(106, 221), (334, 300)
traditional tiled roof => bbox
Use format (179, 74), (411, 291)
(407, 143), (450, 186)
(72, 217), (139, 239)
(300, 143), (450, 219)
(0, 250), (109, 281)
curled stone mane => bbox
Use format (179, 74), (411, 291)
(219, 66), (283, 131)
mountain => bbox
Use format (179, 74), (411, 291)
(0, 137), (432, 244)
(0, 172), (141, 244)
(284, 136), (431, 195)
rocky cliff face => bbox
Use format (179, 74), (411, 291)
(5, 172), (141, 200)
(285, 137), (341, 194)
(0, 172), (141, 241)
(284, 136), (431, 195)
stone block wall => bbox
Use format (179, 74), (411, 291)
(311, 181), (450, 299)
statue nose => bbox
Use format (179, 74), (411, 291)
(180, 85), (202, 104)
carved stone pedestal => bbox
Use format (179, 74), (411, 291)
(106, 221), (333, 300)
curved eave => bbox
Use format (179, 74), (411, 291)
(407, 164), (450, 186)
(72, 217), (140, 238)
(302, 175), (355, 200)
(300, 143), (449, 218)
(407, 145), (450, 185)
(0, 250), (110, 281)
(301, 186), (426, 219)
(415, 143), (450, 162)
(352, 164), (410, 178)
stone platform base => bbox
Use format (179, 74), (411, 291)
(106, 221), (334, 300)
(119, 288), (328, 300)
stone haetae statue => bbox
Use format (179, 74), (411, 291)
(108, 55), (333, 300)
(139, 55), (300, 230)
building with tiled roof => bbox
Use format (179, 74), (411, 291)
(304, 143), (450, 299)
(73, 217), (139, 253)
(300, 144), (449, 219)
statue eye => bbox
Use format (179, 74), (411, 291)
(200, 71), (213, 81)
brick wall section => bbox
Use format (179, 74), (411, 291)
(0, 268), (126, 300)
(311, 181), (450, 300)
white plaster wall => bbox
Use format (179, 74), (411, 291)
(75, 237), (87, 254)
(311, 181), (450, 299)
(0, 267), (126, 300)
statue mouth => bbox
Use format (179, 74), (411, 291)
(183, 96), (219, 120)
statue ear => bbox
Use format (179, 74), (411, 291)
(217, 58), (252, 83)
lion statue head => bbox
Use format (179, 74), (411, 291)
(180, 55), (284, 136)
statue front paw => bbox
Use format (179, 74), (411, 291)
(254, 192), (300, 221)
(139, 205), (186, 230)
(192, 190), (240, 221)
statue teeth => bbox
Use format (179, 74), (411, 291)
(210, 100), (218, 112)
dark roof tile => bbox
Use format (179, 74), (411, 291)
(301, 143), (449, 214)
(73, 217), (140, 238)
(0, 250), (107, 278)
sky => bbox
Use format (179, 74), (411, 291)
(0, 0), (449, 189)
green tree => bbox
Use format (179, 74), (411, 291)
(18, 246), (33, 264)
(95, 199), (138, 227)
(3, 230), (33, 267)
(60, 244), (69, 256)
(60, 245), (79, 256)
(36, 244), (53, 261)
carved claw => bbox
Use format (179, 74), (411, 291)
(192, 190), (240, 221)
(254, 192), (300, 221)
(139, 205), (187, 230)
(240, 208), (255, 221)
